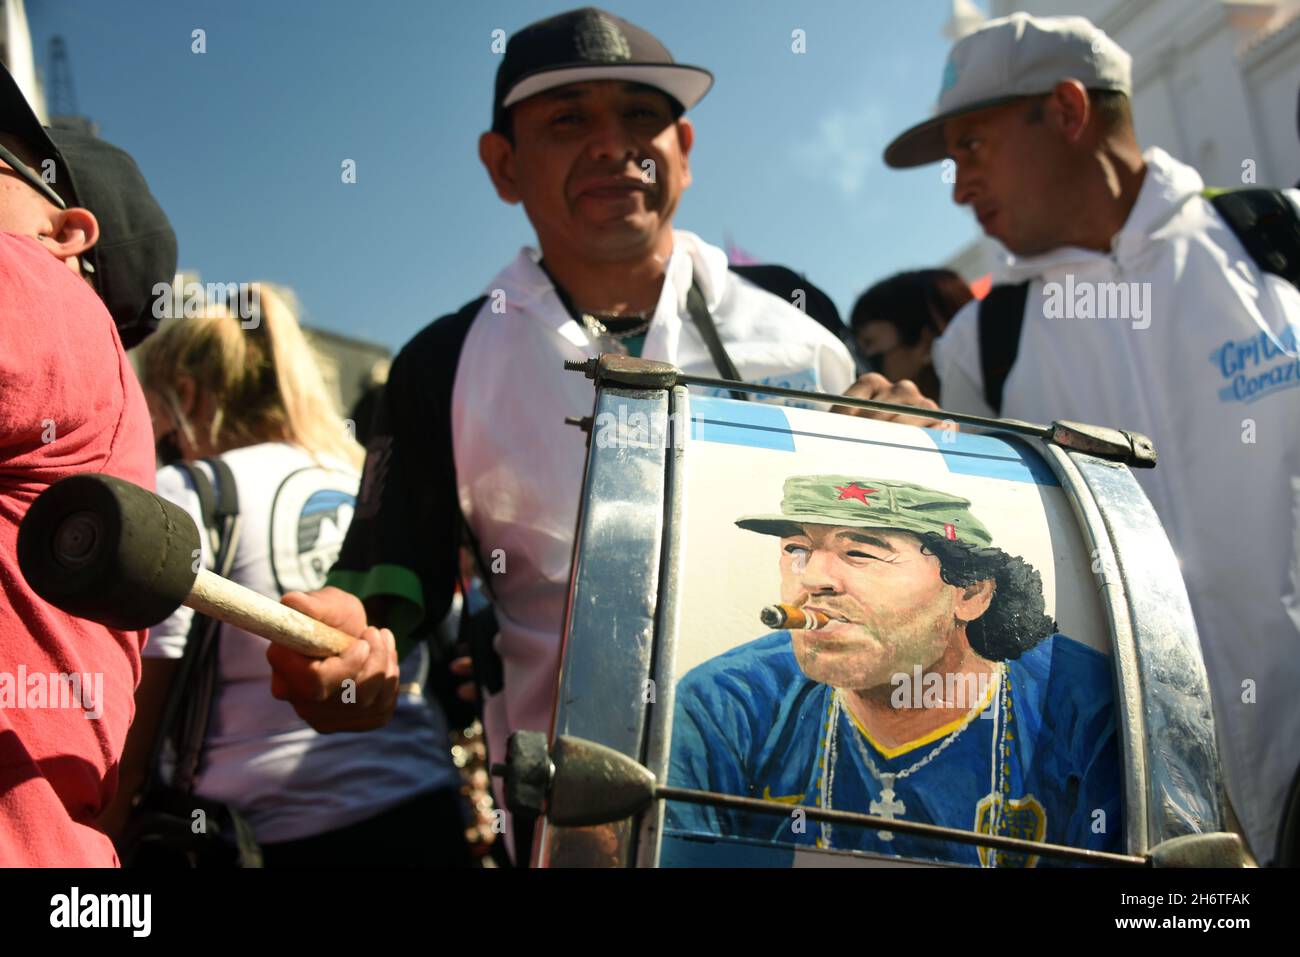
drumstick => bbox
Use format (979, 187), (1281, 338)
(760, 603), (831, 630)
(16, 473), (354, 658)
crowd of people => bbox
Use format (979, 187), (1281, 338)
(2, 6), (1298, 869)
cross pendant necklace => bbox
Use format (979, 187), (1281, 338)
(869, 774), (906, 840)
(819, 674), (1002, 848)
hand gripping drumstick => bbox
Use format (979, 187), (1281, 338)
(17, 473), (354, 657)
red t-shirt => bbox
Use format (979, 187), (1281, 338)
(0, 234), (154, 866)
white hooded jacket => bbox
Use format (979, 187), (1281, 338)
(933, 147), (1300, 861)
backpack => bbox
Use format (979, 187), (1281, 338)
(977, 188), (1300, 415)
(731, 263), (848, 343)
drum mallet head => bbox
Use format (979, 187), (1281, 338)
(18, 473), (201, 631)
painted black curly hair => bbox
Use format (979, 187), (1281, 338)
(918, 532), (1058, 662)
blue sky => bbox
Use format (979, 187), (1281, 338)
(28, 0), (983, 352)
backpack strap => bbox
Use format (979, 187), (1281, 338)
(145, 457), (242, 795)
(977, 281), (1031, 416)
(436, 297), (498, 604)
(177, 461), (218, 542)
(204, 457), (240, 534)
(1204, 188), (1300, 289)
(173, 458), (239, 560)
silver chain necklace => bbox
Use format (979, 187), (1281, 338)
(580, 311), (651, 339)
(579, 312), (651, 357)
(819, 667), (1004, 847)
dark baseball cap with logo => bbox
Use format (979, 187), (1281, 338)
(0, 62), (176, 349)
(492, 7), (713, 134)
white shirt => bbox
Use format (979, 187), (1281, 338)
(147, 442), (460, 843)
(932, 148), (1300, 861)
(452, 230), (856, 824)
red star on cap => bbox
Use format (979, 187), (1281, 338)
(835, 483), (878, 504)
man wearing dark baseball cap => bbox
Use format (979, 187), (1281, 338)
(489, 5), (713, 137)
(267, 7), (892, 862)
(0, 61), (176, 866)
(881, 12), (1300, 864)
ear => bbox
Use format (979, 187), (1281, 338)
(478, 130), (522, 204)
(46, 205), (99, 264)
(675, 117), (694, 190)
(1048, 79), (1090, 144)
(953, 577), (995, 623)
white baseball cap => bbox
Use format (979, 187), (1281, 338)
(884, 12), (1132, 169)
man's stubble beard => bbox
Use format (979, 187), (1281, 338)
(792, 588), (960, 693)
(578, 183), (677, 262)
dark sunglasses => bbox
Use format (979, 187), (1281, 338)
(0, 140), (67, 210)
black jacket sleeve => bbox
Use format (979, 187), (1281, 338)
(326, 296), (488, 654)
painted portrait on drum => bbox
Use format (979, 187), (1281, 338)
(664, 470), (1122, 867)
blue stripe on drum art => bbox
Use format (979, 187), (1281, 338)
(934, 431), (1059, 486)
(688, 396), (1058, 486)
(689, 395), (797, 452)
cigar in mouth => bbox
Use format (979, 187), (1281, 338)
(760, 603), (831, 630)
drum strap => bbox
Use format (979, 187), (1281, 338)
(685, 281), (748, 402)
(540, 257), (750, 401)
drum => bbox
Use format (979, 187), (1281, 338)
(535, 360), (1227, 868)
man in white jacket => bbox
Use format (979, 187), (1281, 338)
(884, 12), (1300, 863)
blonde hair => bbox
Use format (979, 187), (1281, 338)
(138, 283), (364, 470)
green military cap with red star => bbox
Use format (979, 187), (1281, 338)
(735, 475), (993, 547)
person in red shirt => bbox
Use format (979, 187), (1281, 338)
(0, 63), (176, 866)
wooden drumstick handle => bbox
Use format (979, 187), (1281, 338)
(188, 567), (355, 657)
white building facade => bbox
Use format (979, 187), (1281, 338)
(0, 0), (45, 119)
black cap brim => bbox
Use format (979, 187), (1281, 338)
(0, 64), (73, 203)
(502, 62), (714, 113)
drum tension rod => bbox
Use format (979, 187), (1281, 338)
(495, 732), (1174, 868)
(563, 356), (1157, 469)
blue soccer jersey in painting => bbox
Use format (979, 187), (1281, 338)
(666, 630), (1122, 866)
